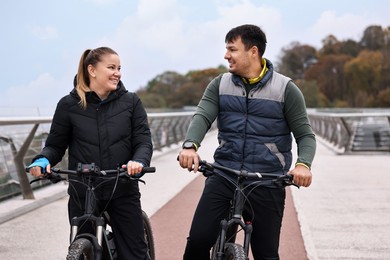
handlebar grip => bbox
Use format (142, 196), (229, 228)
(142, 167), (156, 173)
(118, 166), (155, 180)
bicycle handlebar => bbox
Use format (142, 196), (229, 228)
(197, 160), (298, 188)
(27, 163), (156, 184)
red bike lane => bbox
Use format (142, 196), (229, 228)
(150, 175), (307, 260)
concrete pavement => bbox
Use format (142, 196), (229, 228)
(291, 138), (390, 259)
(0, 131), (389, 259)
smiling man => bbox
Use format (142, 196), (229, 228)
(178, 24), (316, 260)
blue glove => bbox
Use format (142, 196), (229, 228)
(27, 157), (50, 173)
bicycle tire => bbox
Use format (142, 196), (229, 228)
(211, 239), (246, 260)
(66, 238), (94, 260)
(223, 243), (246, 260)
(142, 210), (155, 260)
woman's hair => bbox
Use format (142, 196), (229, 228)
(225, 24), (267, 57)
(76, 47), (118, 109)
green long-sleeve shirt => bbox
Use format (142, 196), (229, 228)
(184, 74), (316, 168)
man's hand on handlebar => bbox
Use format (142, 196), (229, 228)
(288, 165), (312, 187)
(178, 149), (201, 173)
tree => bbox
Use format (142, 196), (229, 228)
(344, 50), (383, 106)
(374, 87), (390, 107)
(304, 54), (351, 104)
(345, 50), (383, 94)
(136, 90), (167, 108)
(173, 67), (227, 108)
(319, 35), (362, 58)
(379, 35), (390, 91)
(296, 79), (328, 107)
(137, 67), (226, 109)
(320, 35), (341, 55)
(360, 25), (385, 50)
(277, 42), (317, 80)
(339, 39), (361, 57)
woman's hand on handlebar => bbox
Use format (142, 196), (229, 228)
(29, 164), (52, 177)
(178, 149), (201, 173)
(122, 160), (144, 175)
(26, 157), (52, 177)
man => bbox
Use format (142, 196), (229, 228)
(178, 24), (316, 260)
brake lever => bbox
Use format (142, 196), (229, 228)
(198, 165), (215, 177)
(288, 181), (300, 188)
(47, 173), (65, 184)
(119, 172), (147, 185)
(128, 177), (146, 185)
(29, 177), (44, 184)
(274, 175), (300, 189)
(29, 172), (65, 184)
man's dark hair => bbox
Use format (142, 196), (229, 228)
(225, 24), (267, 56)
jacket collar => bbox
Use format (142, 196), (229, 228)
(231, 58), (274, 88)
(70, 80), (128, 104)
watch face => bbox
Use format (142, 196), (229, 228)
(183, 142), (194, 149)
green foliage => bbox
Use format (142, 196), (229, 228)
(344, 50), (383, 96)
(296, 80), (328, 108)
(137, 66), (227, 108)
(277, 42), (317, 79)
(373, 88), (390, 107)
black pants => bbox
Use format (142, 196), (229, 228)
(183, 174), (286, 260)
(68, 183), (149, 260)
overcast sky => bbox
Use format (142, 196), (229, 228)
(1, 0), (389, 115)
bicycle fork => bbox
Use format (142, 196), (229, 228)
(69, 185), (106, 259)
(216, 186), (253, 259)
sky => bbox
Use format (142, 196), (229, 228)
(0, 0), (389, 115)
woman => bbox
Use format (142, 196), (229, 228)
(28, 47), (153, 259)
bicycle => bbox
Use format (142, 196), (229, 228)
(194, 160), (298, 260)
(28, 162), (156, 260)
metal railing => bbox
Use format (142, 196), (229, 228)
(0, 111), (208, 201)
(308, 109), (390, 154)
(1, 108), (389, 201)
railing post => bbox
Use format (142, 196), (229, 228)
(13, 124), (40, 199)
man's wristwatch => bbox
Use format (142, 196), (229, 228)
(182, 141), (197, 151)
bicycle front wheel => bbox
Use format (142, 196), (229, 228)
(142, 210), (155, 260)
(66, 238), (94, 260)
(224, 243), (246, 260)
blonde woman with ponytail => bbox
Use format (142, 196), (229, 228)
(28, 47), (153, 259)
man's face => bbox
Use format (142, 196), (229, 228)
(224, 36), (252, 76)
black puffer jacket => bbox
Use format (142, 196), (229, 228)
(36, 81), (153, 198)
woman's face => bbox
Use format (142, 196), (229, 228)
(88, 53), (121, 99)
